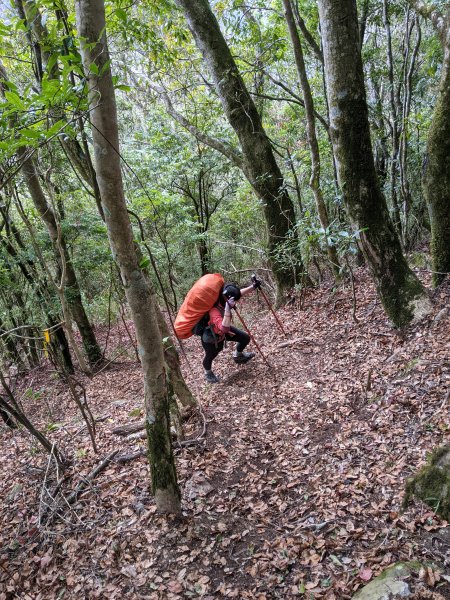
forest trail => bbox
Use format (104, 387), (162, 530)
(1, 270), (449, 599)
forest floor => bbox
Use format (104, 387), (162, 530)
(1, 268), (450, 600)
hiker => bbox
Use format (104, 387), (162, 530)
(203, 278), (261, 383)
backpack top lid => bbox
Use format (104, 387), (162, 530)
(174, 273), (225, 339)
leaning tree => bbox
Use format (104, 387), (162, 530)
(75, 0), (181, 513)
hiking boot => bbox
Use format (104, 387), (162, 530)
(205, 370), (219, 384)
(233, 351), (255, 364)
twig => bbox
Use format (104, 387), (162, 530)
(42, 450), (119, 526)
(118, 302), (139, 362)
(65, 450), (119, 505)
(176, 402), (207, 449)
(0, 561), (34, 600)
(93, 348), (130, 376)
(363, 369), (373, 401)
(102, 263), (114, 359)
(38, 444), (56, 527)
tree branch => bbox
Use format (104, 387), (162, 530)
(241, 60), (329, 131)
(408, 0), (447, 43)
(148, 83), (245, 170)
(292, 1), (324, 62)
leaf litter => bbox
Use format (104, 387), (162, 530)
(0, 270), (449, 599)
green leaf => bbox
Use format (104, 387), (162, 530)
(128, 408), (142, 418)
(330, 554), (343, 567)
(46, 422), (63, 432)
(89, 62), (99, 75)
(0, 22), (11, 36)
(115, 8), (127, 22)
(139, 257), (150, 268)
(20, 128), (42, 141)
(99, 59), (111, 75)
(115, 84), (131, 92)
(4, 90), (25, 110)
(46, 120), (66, 139)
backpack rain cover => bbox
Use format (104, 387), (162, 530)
(174, 273), (225, 339)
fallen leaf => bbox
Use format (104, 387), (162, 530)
(359, 567), (372, 582)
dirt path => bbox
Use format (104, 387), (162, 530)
(1, 271), (449, 599)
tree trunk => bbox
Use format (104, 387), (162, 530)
(0, 316), (22, 366)
(0, 219), (74, 373)
(14, 0), (98, 189)
(0, 405), (17, 429)
(383, 0), (402, 234)
(283, 0), (341, 280)
(174, 0), (311, 298)
(421, 10), (450, 286)
(0, 371), (64, 465)
(75, 0), (181, 513)
(399, 13), (421, 246)
(317, 0), (431, 327)
(18, 151), (102, 365)
(155, 310), (196, 408)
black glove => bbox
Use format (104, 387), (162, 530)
(251, 274), (262, 290)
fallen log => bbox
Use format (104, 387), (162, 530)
(112, 422), (145, 436)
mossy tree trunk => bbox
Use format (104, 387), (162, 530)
(317, 0), (431, 327)
(411, 3), (450, 286)
(404, 445), (450, 520)
(75, 0), (181, 513)
(174, 0), (311, 299)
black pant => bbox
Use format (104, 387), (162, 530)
(202, 326), (250, 370)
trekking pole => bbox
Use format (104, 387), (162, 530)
(252, 274), (287, 336)
(233, 307), (271, 368)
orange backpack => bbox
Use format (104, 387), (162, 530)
(174, 273), (225, 340)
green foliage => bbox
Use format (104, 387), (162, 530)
(0, 0), (443, 347)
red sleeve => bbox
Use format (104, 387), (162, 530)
(209, 306), (230, 334)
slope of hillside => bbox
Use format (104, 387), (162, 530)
(1, 270), (449, 599)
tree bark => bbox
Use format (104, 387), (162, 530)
(317, 0), (431, 327)
(75, 0), (181, 513)
(283, 0), (341, 280)
(174, 0), (311, 298)
(383, 0), (402, 234)
(414, 4), (450, 286)
(0, 211), (74, 372)
(17, 150), (102, 365)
